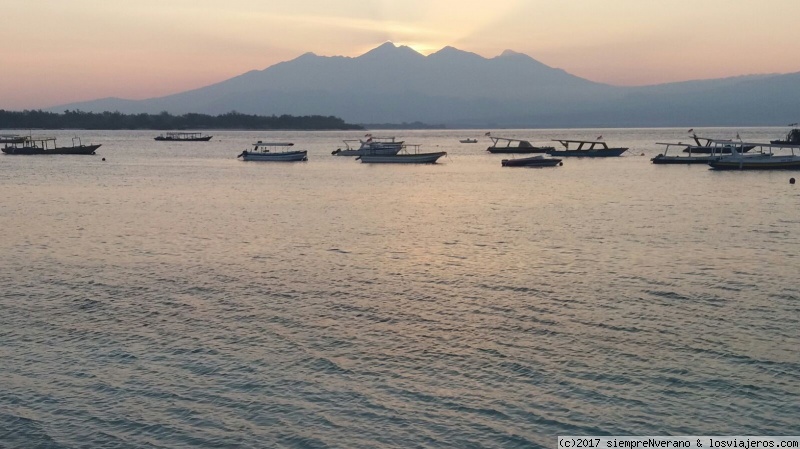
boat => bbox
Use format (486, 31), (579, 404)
(651, 142), (723, 164)
(0, 134), (28, 144)
(459, 138), (478, 143)
(487, 137), (553, 154)
(237, 141), (308, 162)
(154, 132), (212, 141)
(2, 136), (100, 155)
(548, 139), (627, 157)
(357, 144), (446, 164)
(770, 125), (800, 145)
(501, 155), (563, 167)
(708, 141), (800, 170)
(331, 137), (403, 156)
(683, 134), (753, 154)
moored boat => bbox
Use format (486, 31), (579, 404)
(357, 144), (445, 164)
(548, 139), (627, 157)
(683, 134), (753, 154)
(487, 137), (553, 154)
(237, 141), (308, 162)
(501, 155), (562, 167)
(332, 136), (403, 156)
(770, 125), (800, 145)
(708, 141), (800, 170)
(459, 138), (478, 143)
(2, 136), (100, 155)
(651, 142), (722, 164)
(155, 132), (213, 141)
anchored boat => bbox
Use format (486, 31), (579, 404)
(501, 155), (562, 167)
(237, 142), (308, 162)
(651, 142), (723, 164)
(708, 141), (800, 170)
(548, 139), (627, 157)
(357, 144), (446, 164)
(487, 137), (553, 154)
(332, 136), (403, 156)
(154, 132), (213, 141)
(2, 136), (100, 155)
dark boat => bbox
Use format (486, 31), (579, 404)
(548, 139), (627, 157)
(487, 137), (554, 154)
(2, 137), (100, 155)
(501, 155), (562, 167)
(154, 132), (213, 141)
(683, 134), (754, 154)
(770, 127), (800, 145)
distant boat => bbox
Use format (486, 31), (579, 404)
(332, 136), (403, 156)
(501, 155), (562, 167)
(459, 138), (478, 143)
(548, 139), (627, 157)
(487, 137), (553, 154)
(0, 134), (28, 144)
(154, 132), (212, 141)
(770, 127), (800, 145)
(651, 142), (722, 164)
(237, 141), (308, 162)
(708, 141), (800, 170)
(683, 134), (753, 154)
(2, 136), (100, 155)
(357, 144), (446, 164)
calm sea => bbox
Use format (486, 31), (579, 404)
(1, 128), (799, 448)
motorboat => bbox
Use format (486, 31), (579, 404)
(651, 142), (722, 164)
(2, 136), (100, 155)
(487, 137), (553, 153)
(459, 138), (478, 143)
(154, 132), (212, 141)
(501, 155), (562, 167)
(548, 139), (627, 157)
(332, 136), (403, 156)
(357, 144), (446, 164)
(237, 141), (308, 162)
(708, 141), (800, 170)
(770, 125), (800, 145)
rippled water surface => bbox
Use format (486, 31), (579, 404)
(1, 128), (799, 448)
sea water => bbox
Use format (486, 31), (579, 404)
(1, 128), (799, 448)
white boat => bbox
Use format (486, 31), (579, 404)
(357, 144), (446, 164)
(332, 135), (403, 156)
(651, 142), (722, 164)
(708, 141), (800, 170)
(237, 142), (308, 162)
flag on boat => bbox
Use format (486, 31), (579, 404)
(596, 135), (603, 140)
(485, 132), (491, 136)
(687, 128), (694, 133)
(366, 137), (372, 142)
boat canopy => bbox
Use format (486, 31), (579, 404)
(253, 142), (294, 147)
(554, 139), (610, 149)
(708, 140), (800, 150)
(490, 137), (534, 147)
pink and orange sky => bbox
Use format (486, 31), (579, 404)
(3, 0), (799, 110)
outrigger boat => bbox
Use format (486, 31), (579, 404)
(548, 139), (627, 157)
(332, 136), (403, 156)
(237, 142), (308, 162)
(2, 136), (100, 155)
(154, 132), (212, 141)
(708, 141), (800, 170)
(487, 137), (553, 154)
(651, 142), (723, 164)
(357, 144), (446, 164)
(683, 134), (753, 154)
(501, 155), (562, 167)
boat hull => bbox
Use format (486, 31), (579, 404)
(239, 150), (308, 162)
(548, 148), (627, 157)
(709, 156), (800, 170)
(651, 154), (720, 164)
(358, 152), (446, 164)
(488, 146), (553, 154)
(154, 136), (212, 141)
(501, 156), (562, 167)
(682, 145), (753, 154)
(2, 144), (101, 155)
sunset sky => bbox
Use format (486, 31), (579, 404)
(3, 0), (799, 110)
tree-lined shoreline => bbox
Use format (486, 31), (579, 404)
(0, 110), (363, 131)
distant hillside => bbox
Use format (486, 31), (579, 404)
(52, 43), (800, 128)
